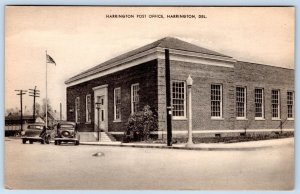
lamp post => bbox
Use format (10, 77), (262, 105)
(95, 102), (101, 141)
(186, 75), (194, 147)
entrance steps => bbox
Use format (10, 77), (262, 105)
(78, 132), (117, 142)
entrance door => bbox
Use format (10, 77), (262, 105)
(93, 85), (108, 135)
(96, 95), (105, 130)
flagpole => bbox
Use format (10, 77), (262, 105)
(45, 50), (48, 128)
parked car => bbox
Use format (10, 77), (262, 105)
(54, 121), (80, 145)
(21, 123), (51, 144)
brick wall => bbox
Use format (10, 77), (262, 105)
(66, 60), (158, 132)
(168, 60), (235, 131)
(234, 61), (294, 130)
(157, 59), (294, 135)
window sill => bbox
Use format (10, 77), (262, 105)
(272, 118), (281, 121)
(287, 118), (294, 121)
(173, 117), (187, 121)
(211, 117), (224, 120)
(236, 118), (248, 120)
(255, 118), (265, 121)
(113, 120), (122, 123)
(85, 122), (91, 124)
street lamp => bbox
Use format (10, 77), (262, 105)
(186, 75), (194, 147)
(95, 102), (101, 141)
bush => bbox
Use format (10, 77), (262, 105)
(123, 105), (158, 142)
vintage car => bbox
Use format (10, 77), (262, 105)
(54, 121), (80, 145)
(21, 122), (51, 144)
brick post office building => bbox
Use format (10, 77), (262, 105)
(65, 37), (294, 140)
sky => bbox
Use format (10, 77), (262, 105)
(5, 6), (294, 118)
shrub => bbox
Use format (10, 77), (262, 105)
(123, 105), (158, 142)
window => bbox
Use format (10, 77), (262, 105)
(255, 88), (264, 118)
(131, 83), (139, 114)
(211, 84), (222, 118)
(75, 97), (80, 123)
(172, 81), (186, 118)
(86, 94), (91, 123)
(287, 91), (294, 119)
(271, 90), (280, 119)
(236, 87), (246, 118)
(114, 87), (121, 121)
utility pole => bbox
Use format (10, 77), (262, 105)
(60, 103), (62, 121)
(15, 89), (27, 131)
(165, 49), (172, 146)
(28, 86), (40, 120)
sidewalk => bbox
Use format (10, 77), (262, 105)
(80, 137), (294, 151)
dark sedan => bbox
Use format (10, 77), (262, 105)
(54, 121), (80, 145)
(21, 123), (51, 144)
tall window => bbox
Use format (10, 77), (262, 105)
(287, 91), (294, 119)
(172, 81), (186, 118)
(75, 97), (80, 123)
(131, 83), (139, 114)
(86, 94), (91, 123)
(211, 84), (222, 118)
(236, 87), (246, 118)
(114, 87), (121, 121)
(255, 88), (264, 118)
(271, 90), (280, 119)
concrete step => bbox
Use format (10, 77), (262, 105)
(78, 132), (116, 142)
(78, 132), (97, 142)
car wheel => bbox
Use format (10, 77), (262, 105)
(41, 140), (45, 144)
(75, 140), (79, 146)
(54, 140), (57, 145)
(22, 139), (26, 144)
(29, 141), (33, 144)
(57, 141), (61, 145)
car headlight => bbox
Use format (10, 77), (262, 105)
(21, 131), (25, 135)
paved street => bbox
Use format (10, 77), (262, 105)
(4, 138), (294, 190)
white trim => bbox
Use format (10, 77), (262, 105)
(211, 84), (223, 119)
(168, 50), (234, 68)
(271, 89), (281, 119)
(131, 83), (139, 114)
(236, 118), (248, 121)
(148, 128), (294, 135)
(65, 47), (236, 87)
(108, 128), (295, 135)
(171, 80), (187, 119)
(85, 94), (91, 123)
(211, 117), (224, 120)
(75, 96), (80, 123)
(93, 84), (109, 91)
(254, 117), (263, 120)
(157, 47), (236, 63)
(254, 88), (264, 119)
(93, 85), (108, 133)
(287, 91), (294, 119)
(236, 86), (247, 119)
(114, 87), (121, 121)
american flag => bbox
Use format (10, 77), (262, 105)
(46, 54), (56, 65)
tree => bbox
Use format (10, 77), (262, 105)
(5, 107), (20, 116)
(35, 102), (41, 116)
(41, 98), (53, 115)
(124, 105), (158, 142)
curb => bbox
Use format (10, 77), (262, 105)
(6, 137), (293, 151)
(79, 142), (272, 151)
(79, 137), (294, 151)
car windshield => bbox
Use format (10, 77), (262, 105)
(60, 124), (75, 129)
(27, 125), (43, 130)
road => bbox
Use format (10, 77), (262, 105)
(4, 138), (294, 190)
